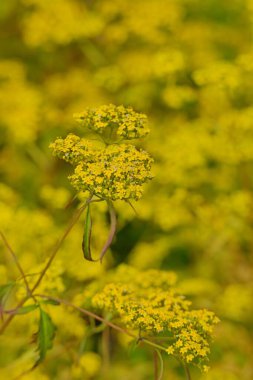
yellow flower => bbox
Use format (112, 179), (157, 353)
(50, 106), (153, 201)
(85, 264), (219, 372)
(74, 104), (149, 142)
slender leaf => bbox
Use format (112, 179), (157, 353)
(0, 282), (15, 319)
(0, 282), (15, 301)
(35, 308), (56, 366)
(82, 203), (99, 261)
(15, 304), (39, 315)
(82, 203), (96, 261)
(82, 201), (117, 262)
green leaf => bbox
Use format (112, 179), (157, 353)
(35, 308), (56, 366)
(15, 304), (39, 315)
(0, 282), (15, 317)
(82, 203), (96, 261)
(82, 201), (117, 262)
(0, 282), (15, 302)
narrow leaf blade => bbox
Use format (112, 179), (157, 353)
(35, 308), (56, 366)
(82, 203), (95, 261)
(0, 282), (15, 301)
(16, 304), (39, 315)
(0, 282), (15, 319)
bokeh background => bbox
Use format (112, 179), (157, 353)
(0, 0), (253, 379)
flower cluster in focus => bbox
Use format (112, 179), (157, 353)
(50, 106), (153, 200)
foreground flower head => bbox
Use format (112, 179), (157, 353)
(70, 144), (153, 201)
(50, 105), (153, 201)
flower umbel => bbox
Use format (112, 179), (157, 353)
(50, 106), (153, 201)
(74, 104), (150, 143)
(49, 133), (94, 164)
(50, 105), (153, 261)
(70, 144), (153, 201)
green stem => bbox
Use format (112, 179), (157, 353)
(154, 349), (164, 380)
(101, 326), (110, 372)
(174, 356), (192, 380)
(183, 363), (192, 380)
(141, 338), (167, 352)
(154, 350), (159, 380)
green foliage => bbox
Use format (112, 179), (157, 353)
(82, 203), (93, 261)
(0, 282), (15, 317)
(35, 308), (56, 366)
(0, 283), (15, 302)
(15, 304), (39, 315)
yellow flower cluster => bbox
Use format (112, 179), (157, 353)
(49, 134), (94, 164)
(50, 107), (153, 200)
(70, 144), (153, 200)
(74, 104), (149, 142)
(83, 265), (219, 371)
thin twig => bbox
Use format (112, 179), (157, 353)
(0, 200), (90, 335)
(173, 356), (192, 380)
(126, 200), (139, 216)
(102, 326), (110, 371)
(30, 199), (91, 293)
(154, 350), (159, 380)
(34, 294), (168, 354)
(64, 194), (78, 209)
(16, 271), (43, 280)
(156, 350), (163, 380)
(154, 349), (164, 380)
(99, 200), (117, 263)
(0, 297), (29, 334)
(183, 363), (192, 380)
(35, 294), (135, 338)
(141, 338), (167, 352)
(0, 231), (32, 297)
